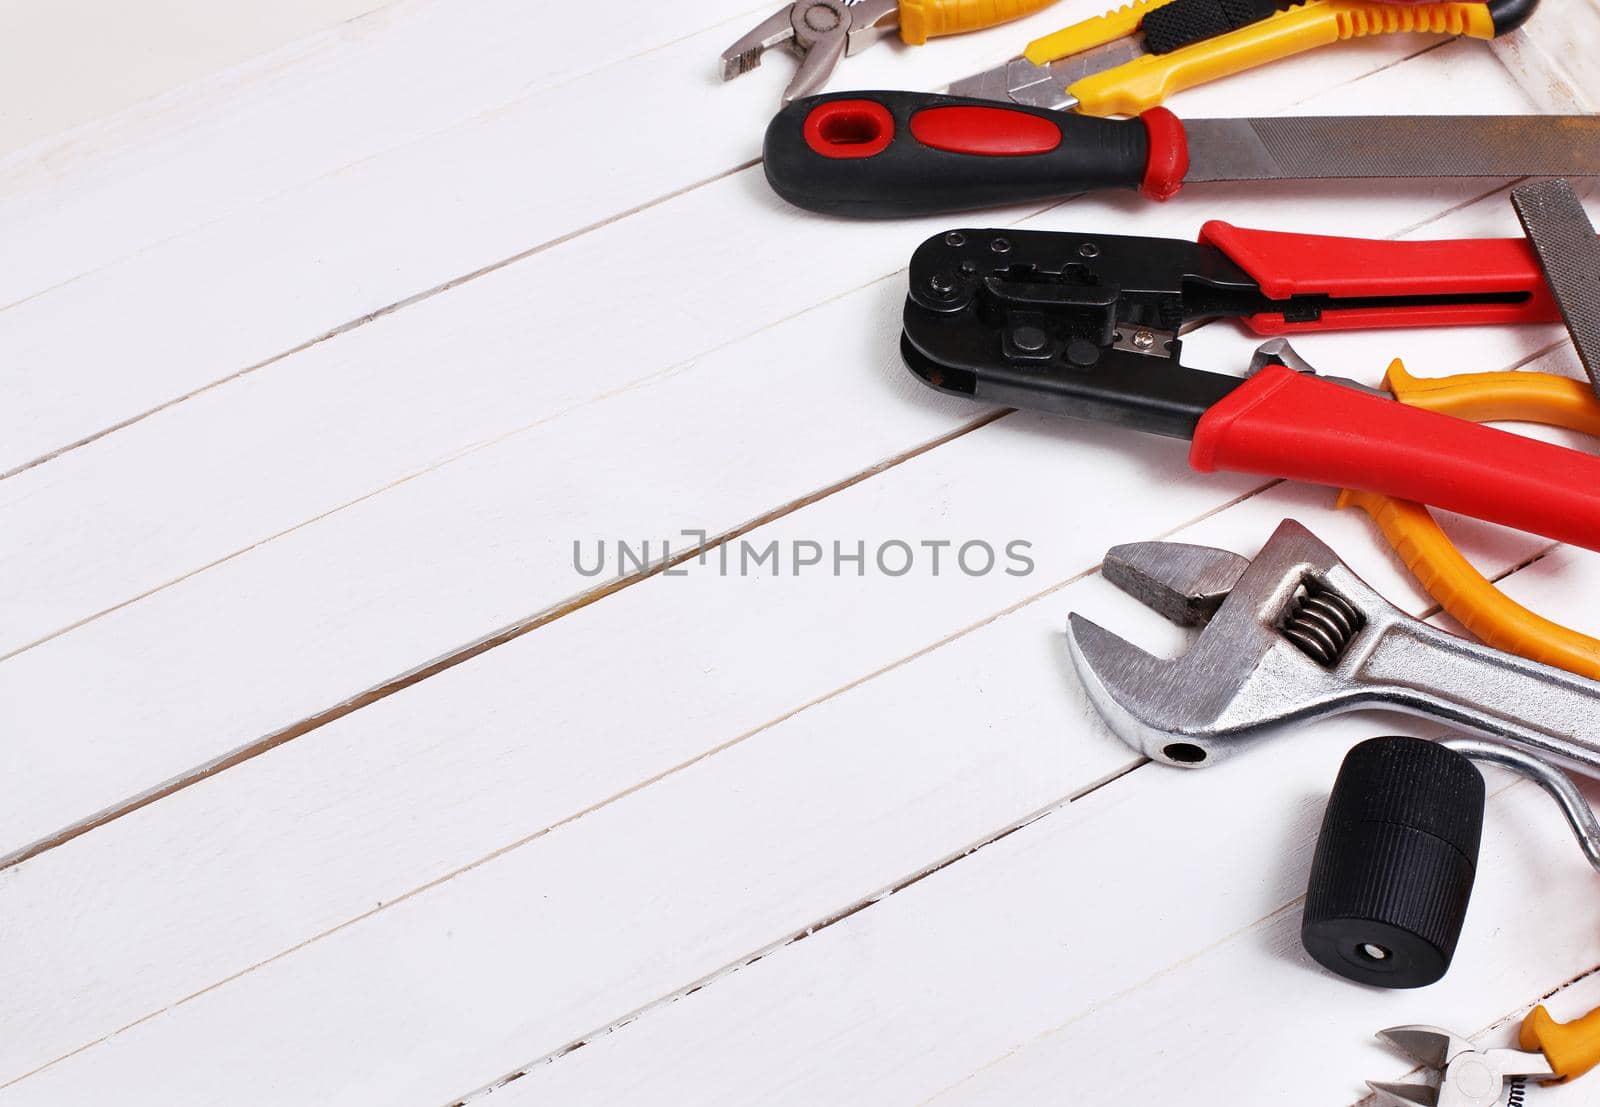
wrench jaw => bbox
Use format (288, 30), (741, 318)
(1068, 521), (1395, 767)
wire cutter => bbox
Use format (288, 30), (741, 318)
(721, 0), (1061, 104)
(949, 0), (1538, 116)
(1371, 1009), (1600, 1106)
(899, 221), (1600, 550)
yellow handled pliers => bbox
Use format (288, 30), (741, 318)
(1339, 361), (1600, 681)
(722, 0), (1062, 104)
(950, 0), (1537, 116)
(1372, 1004), (1600, 1105)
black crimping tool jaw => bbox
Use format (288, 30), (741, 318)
(902, 228), (1251, 439)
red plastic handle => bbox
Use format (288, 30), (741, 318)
(1190, 363), (1600, 551)
(1199, 221), (1562, 334)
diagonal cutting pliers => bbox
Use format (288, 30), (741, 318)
(721, 0), (1061, 104)
(1371, 1012), (1600, 1106)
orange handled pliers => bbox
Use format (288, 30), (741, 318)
(721, 0), (1060, 103)
(1340, 363), (1600, 681)
(1371, 1007), (1600, 1106)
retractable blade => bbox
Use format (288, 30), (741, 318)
(763, 92), (1600, 218)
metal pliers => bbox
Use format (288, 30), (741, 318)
(721, 0), (1060, 104)
(949, 0), (1539, 116)
(900, 222), (1600, 551)
(1372, 1010), (1600, 1106)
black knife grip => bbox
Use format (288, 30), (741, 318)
(762, 91), (1156, 219)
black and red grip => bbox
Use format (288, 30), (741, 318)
(764, 91), (1188, 218)
(1201, 221), (1565, 333)
(1192, 364), (1600, 552)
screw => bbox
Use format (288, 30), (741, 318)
(804, 5), (842, 32)
(927, 272), (957, 296)
(1078, 242), (1100, 258)
(990, 237), (1011, 254)
(944, 231), (966, 247)
(1131, 329), (1156, 350)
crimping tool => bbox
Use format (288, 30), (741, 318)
(900, 223), (1600, 549)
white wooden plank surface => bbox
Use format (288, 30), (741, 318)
(0, 0), (774, 315)
(0, 0), (394, 156)
(0, 41), (1541, 860)
(3, 1), (1595, 1104)
(0, 500), (1570, 1104)
(0, 0), (1095, 477)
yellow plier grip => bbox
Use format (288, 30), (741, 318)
(1059, 0), (1495, 117)
(1340, 361), (1600, 681)
(901, 0), (1063, 43)
(1523, 1002), (1600, 1081)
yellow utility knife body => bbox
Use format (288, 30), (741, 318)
(950, 0), (1534, 116)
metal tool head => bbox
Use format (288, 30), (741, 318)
(1371, 1025), (1557, 1107)
(901, 227), (1263, 440)
(1511, 177), (1600, 400)
(948, 38), (1144, 110)
(1066, 519), (1398, 767)
(720, 0), (899, 103)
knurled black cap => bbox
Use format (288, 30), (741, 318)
(1302, 736), (1486, 989)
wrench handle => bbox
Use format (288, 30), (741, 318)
(1190, 363), (1600, 552)
(1361, 619), (1600, 778)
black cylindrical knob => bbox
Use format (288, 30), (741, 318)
(1302, 736), (1486, 989)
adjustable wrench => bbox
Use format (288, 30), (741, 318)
(1066, 519), (1600, 776)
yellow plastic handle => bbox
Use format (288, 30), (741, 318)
(1023, 0), (1178, 64)
(899, 0), (1062, 43)
(1066, 0), (1495, 117)
(1339, 361), (1600, 682)
(1522, 1003), (1600, 1081)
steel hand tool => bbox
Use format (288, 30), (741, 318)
(900, 225), (1600, 549)
(1512, 177), (1600, 398)
(949, 0), (1536, 117)
(721, 0), (1059, 104)
(1063, 519), (1600, 775)
(763, 92), (1600, 216)
(1371, 1024), (1561, 1106)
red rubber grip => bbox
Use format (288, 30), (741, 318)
(1190, 363), (1600, 551)
(1199, 221), (1562, 333)
(1139, 108), (1188, 201)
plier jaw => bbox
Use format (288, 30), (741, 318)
(1372, 1025), (1559, 1107)
(720, 0), (900, 103)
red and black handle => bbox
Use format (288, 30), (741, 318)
(1201, 221), (1564, 333)
(1191, 364), (1600, 551)
(764, 91), (1189, 217)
